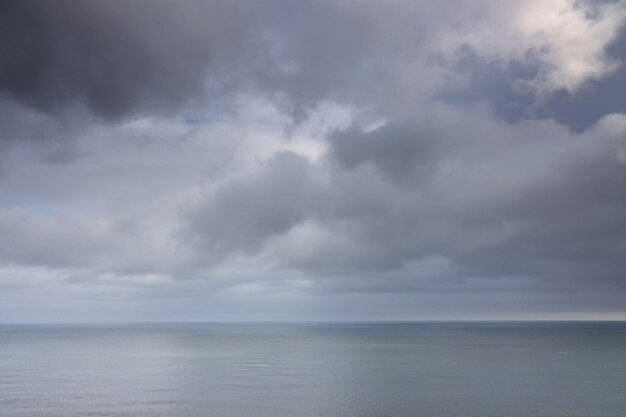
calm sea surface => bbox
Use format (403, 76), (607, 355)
(1, 322), (625, 417)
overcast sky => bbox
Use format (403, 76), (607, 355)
(1, 0), (626, 322)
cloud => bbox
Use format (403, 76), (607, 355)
(0, 0), (623, 143)
(2, 0), (626, 320)
(0, 0), (245, 120)
(3, 1), (619, 120)
(180, 152), (317, 259)
(176, 106), (626, 297)
(0, 0), (411, 125)
(424, 0), (626, 92)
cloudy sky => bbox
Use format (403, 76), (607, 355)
(1, 0), (626, 322)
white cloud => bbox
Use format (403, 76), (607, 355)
(429, 0), (626, 93)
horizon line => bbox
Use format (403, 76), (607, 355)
(2, 319), (626, 326)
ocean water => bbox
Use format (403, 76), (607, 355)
(1, 322), (625, 417)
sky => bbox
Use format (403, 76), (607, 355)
(1, 0), (626, 323)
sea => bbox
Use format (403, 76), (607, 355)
(1, 322), (625, 417)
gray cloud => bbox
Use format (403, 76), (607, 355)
(0, 0), (415, 125)
(1, 0), (622, 132)
(545, 24), (626, 131)
(0, 0), (245, 120)
(2, 0), (626, 321)
(180, 152), (317, 259)
(178, 107), (626, 298)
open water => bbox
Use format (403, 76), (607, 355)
(1, 322), (625, 417)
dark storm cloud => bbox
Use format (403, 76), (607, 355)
(2, 0), (620, 130)
(0, 0), (243, 120)
(0, 0), (414, 126)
